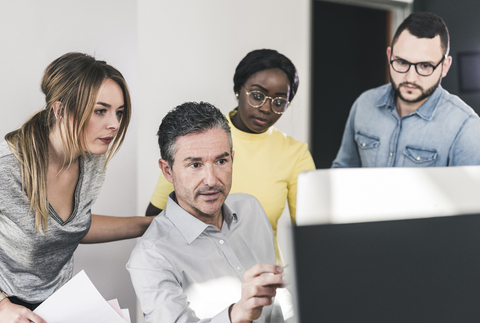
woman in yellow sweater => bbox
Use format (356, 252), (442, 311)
(146, 49), (315, 263)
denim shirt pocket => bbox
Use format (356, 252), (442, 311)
(355, 131), (380, 166)
(403, 146), (438, 166)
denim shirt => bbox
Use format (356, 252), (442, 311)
(332, 84), (480, 167)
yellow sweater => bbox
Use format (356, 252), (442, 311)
(150, 110), (315, 263)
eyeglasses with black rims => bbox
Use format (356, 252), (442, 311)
(390, 56), (445, 76)
(244, 88), (290, 115)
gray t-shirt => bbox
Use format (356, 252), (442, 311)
(0, 141), (106, 303)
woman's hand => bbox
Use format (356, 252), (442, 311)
(0, 298), (46, 323)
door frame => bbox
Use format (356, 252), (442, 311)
(315, 0), (413, 34)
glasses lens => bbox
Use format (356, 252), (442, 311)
(248, 91), (265, 107)
(416, 63), (434, 76)
(271, 98), (288, 113)
(392, 60), (410, 73)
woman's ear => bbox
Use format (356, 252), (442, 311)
(52, 101), (64, 120)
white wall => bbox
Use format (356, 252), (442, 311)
(0, 0), (139, 319)
(137, 0), (311, 321)
(137, 0), (312, 211)
(1, 1), (311, 322)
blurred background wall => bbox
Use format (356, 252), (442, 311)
(414, 0), (480, 113)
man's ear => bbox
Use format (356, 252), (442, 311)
(159, 159), (174, 184)
(442, 55), (452, 78)
(386, 47), (392, 62)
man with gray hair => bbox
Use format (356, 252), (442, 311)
(127, 102), (285, 323)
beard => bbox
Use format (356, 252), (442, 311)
(196, 184), (226, 196)
(390, 75), (442, 103)
(191, 184), (228, 217)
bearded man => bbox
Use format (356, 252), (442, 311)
(332, 12), (480, 167)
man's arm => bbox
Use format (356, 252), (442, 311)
(448, 116), (480, 166)
(127, 247), (283, 323)
(331, 101), (362, 168)
(0, 298), (46, 323)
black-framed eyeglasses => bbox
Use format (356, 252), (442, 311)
(390, 56), (445, 76)
(244, 88), (290, 115)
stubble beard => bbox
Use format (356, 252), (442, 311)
(192, 184), (227, 218)
(390, 75), (442, 104)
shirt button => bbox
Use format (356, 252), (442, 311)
(362, 143), (366, 147)
(237, 267), (242, 271)
(416, 156), (421, 161)
(219, 240), (224, 244)
(390, 152), (393, 157)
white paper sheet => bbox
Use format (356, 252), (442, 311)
(108, 298), (123, 317)
(107, 298), (131, 322)
(34, 270), (127, 323)
(121, 308), (131, 323)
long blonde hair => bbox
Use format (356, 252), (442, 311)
(5, 52), (131, 233)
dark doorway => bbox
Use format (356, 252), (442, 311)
(311, 1), (391, 168)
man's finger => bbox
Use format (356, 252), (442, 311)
(244, 263), (283, 280)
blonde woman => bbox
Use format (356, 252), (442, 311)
(0, 52), (153, 322)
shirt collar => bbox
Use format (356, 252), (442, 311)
(378, 84), (444, 121)
(222, 202), (238, 231)
(164, 192), (238, 244)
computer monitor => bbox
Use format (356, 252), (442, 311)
(289, 166), (480, 323)
(295, 166), (480, 226)
(291, 214), (480, 322)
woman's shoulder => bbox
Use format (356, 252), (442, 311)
(267, 127), (310, 150)
(0, 142), (21, 185)
(0, 142), (19, 171)
(0, 141), (14, 159)
(266, 127), (315, 170)
(81, 153), (107, 185)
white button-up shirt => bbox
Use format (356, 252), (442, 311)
(127, 192), (283, 323)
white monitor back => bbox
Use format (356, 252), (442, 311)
(296, 166), (480, 226)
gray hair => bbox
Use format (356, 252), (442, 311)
(157, 101), (232, 167)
